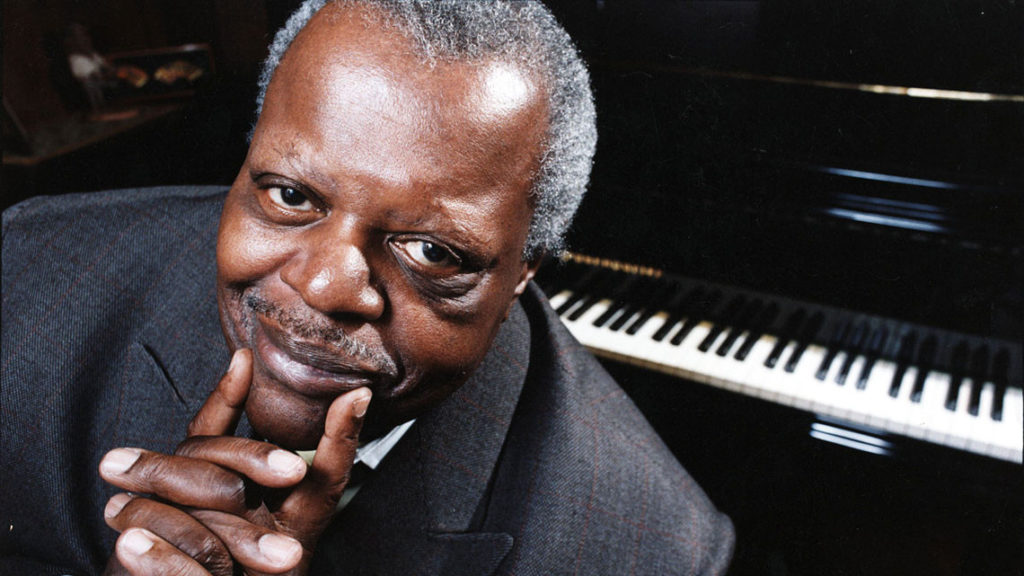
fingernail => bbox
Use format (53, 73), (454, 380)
(352, 390), (371, 418)
(100, 448), (142, 475)
(259, 533), (302, 565)
(121, 529), (155, 556)
(228, 348), (243, 372)
(104, 493), (132, 518)
(267, 449), (306, 476)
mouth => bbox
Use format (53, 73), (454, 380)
(249, 312), (397, 399)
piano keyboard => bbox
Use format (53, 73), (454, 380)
(540, 255), (1023, 464)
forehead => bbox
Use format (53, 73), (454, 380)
(256, 3), (549, 198)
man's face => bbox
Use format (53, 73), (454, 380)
(216, 6), (547, 449)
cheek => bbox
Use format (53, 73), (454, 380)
(388, 283), (511, 378)
(217, 207), (290, 285)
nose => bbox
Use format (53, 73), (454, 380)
(279, 224), (385, 321)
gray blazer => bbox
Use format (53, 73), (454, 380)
(2, 187), (733, 575)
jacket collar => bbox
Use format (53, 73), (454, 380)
(310, 299), (532, 575)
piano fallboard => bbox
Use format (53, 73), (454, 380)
(539, 253), (1023, 464)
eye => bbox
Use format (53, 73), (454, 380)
(392, 238), (462, 274)
(267, 186), (315, 211)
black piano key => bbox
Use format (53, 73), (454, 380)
(566, 271), (621, 321)
(612, 276), (667, 331)
(698, 295), (747, 352)
(991, 349), (1010, 421)
(966, 345), (990, 416)
(908, 335), (937, 403)
(815, 320), (852, 381)
(716, 299), (764, 357)
(889, 330), (918, 397)
(652, 286), (704, 342)
(835, 321), (868, 385)
(856, 325), (888, 390)
(943, 341), (971, 410)
(625, 280), (679, 335)
(607, 277), (657, 331)
(608, 304), (640, 330)
(554, 266), (602, 315)
(591, 275), (641, 327)
(735, 302), (780, 361)
(784, 311), (825, 373)
(591, 305), (620, 327)
(765, 308), (806, 368)
(671, 289), (723, 345)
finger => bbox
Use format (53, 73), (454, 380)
(104, 494), (231, 574)
(190, 509), (304, 573)
(100, 448), (249, 515)
(176, 436), (307, 488)
(188, 349), (252, 437)
(113, 528), (222, 576)
(280, 388), (371, 525)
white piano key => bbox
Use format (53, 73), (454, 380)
(547, 290), (572, 310)
(736, 335), (787, 402)
(999, 387), (1024, 462)
(836, 356), (873, 426)
(627, 311), (674, 365)
(672, 322), (714, 382)
(811, 352), (857, 421)
(776, 344), (823, 412)
(562, 299), (613, 349)
(544, 270), (1023, 464)
(694, 331), (744, 392)
(965, 381), (996, 456)
(861, 359), (907, 433)
(947, 378), (978, 451)
(648, 315), (683, 344)
(600, 312), (651, 365)
(913, 371), (955, 447)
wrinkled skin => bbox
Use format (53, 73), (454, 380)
(100, 3), (548, 574)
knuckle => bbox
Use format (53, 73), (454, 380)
(116, 496), (146, 521)
(174, 436), (200, 456)
(185, 418), (201, 437)
(173, 521), (231, 576)
(140, 455), (174, 486)
(191, 535), (231, 572)
(215, 473), (248, 509)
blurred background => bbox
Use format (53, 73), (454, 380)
(3, 0), (309, 207)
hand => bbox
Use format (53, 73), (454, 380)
(99, 349), (371, 575)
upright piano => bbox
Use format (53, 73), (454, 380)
(541, 1), (1023, 574)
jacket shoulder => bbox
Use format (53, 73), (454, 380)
(493, 284), (734, 575)
(3, 185), (227, 243)
(1, 186), (229, 575)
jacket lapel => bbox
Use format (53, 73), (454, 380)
(311, 302), (532, 575)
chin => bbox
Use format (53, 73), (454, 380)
(245, 379), (330, 450)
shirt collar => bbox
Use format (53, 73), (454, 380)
(355, 419), (415, 470)
(295, 419), (415, 470)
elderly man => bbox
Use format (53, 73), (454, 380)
(1, 1), (733, 574)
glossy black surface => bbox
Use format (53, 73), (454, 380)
(543, 2), (1023, 574)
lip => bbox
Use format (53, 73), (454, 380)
(250, 316), (386, 398)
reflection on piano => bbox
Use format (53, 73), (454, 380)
(539, 252), (1022, 463)
(543, 0), (1023, 573)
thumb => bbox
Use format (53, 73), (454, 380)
(277, 388), (371, 536)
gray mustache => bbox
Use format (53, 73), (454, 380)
(244, 294), (397, 376)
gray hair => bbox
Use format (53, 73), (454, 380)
(255, 0), (597, 259)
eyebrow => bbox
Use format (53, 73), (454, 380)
(386, 209), (496, 259)
(270, 144), (343, 193)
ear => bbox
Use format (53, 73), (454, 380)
(504, 253), (544, 321)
